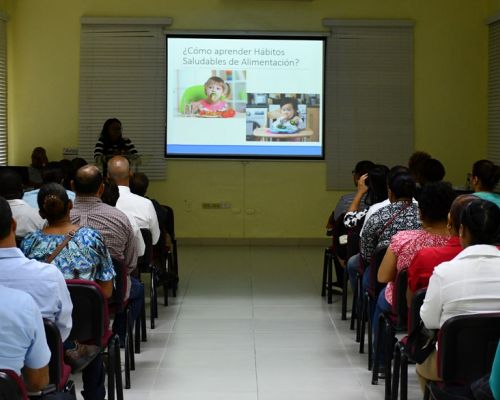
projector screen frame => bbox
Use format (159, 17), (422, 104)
(165, 30), (328, 161)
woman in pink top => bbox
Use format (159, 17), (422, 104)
(371, 181), (456, 367)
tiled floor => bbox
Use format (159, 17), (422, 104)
(74, 245), (423, 399)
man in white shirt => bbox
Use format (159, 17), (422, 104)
(107, 156), (160, 245)
(0, 168), (44, 237)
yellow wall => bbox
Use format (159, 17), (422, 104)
(4, 0), (491, 238)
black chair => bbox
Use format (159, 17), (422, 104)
(108, 258), (136, 389)
(0, 370), (27, 400)
(137, 229), (159, 329)
(66, 279), (123, 400)
(425, 312), (500, 399)
(391, 287), (427, 400)
(163, 205), (179, 298)
(372, 269), (409, 397)
(358, 246), (388, 369)
(43, 319), (74, 395)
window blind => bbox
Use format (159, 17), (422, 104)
(323, 20), (414, 190)
(0, 13), (7, 166)
(79, 17), (171, 179)
(488, 18), (500, 164)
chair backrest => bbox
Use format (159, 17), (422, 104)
(66, 280), (109, 348)
(393, 268), (408, 328)
(367, 246), (388, 297)
(138, 229), (153, 269)
(109, 258), (127, 312)
(438, 312), (500, 384)
(0, 370), (27, 400)
(408, 287), (427, 333)
(43, 318), (65, 390)
(162, 205), (176, 240)
(179, 85), (206, 114)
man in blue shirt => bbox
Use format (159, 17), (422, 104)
(0, 197), (72, 341)
(0, 284), (50, 392)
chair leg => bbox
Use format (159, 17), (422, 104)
(134, 311), (141, 353)
(360, 293), (367, 354)
(107, 343), (115, 400)
(400, 354), (408, 400)
(328, 254), (334, 304)
(150, 267), (156, 329)
(114, 335), (124, 400)
(372, 313), (383, 385)
(350, 278), (358, 331)
(391, 344), (401, 400)
(127, 309), (135, 371)
(384, 321), (394, 400)
(321, 248), (328, 297)
(341, 257), (348, 320)
(172, 240), (179, 297)
(141, 299), (147, 342)
(368, 297), (373, 370)
(124, 328), (131, 389)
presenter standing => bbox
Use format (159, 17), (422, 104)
(94, 118), (139, 173)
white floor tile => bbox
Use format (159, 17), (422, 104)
(77, 245), (424, 400)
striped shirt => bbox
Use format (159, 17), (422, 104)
(94, 137), (138, 159)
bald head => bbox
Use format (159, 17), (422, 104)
(107, 156), (130, 186)
(73, 165), (103, 195)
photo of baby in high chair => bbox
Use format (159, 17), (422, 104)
(270, 97), (305, 133)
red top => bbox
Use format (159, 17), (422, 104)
(407, 236), (462, 293)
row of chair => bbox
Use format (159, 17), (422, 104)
(321, 214), (500, 400)
(0, 205), (179, 399)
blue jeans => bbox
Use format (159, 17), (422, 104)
(113, 276), (144, 343)
(372, 287), (392, 366)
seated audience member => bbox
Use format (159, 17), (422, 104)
(0, 168), (44, 237)
(101, 177), (145, 256)
(414, 158), (446, 201)
(373, 182), (456, 364)
(0, 196), (72, 341)
(21, 183), (114, 400)
(0, 285), (50, 392)
(332, 160), (375, 220)
(406, 194), (477, 306)
(359, 165), (412, 237)
(28, 146), (48, 188)
(343, 164), (388, 229)
(417, 199), (500, 391)
(470, 159), (500, 208)
(70, 165), (143, 343)
(107, 156), (160, 245)
(23, 162), (76, 209)
(346, 173), (421, 292)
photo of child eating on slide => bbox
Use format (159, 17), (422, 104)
(191, 76), (236, 118)
(270, 97), (305, 133)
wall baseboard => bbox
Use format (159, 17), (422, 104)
(178, 237), (330, 246)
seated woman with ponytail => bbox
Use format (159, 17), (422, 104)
(416, 199), (500, 391)
(470, 159), (500, 208)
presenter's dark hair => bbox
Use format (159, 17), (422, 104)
(460, 199), (500, 245)
(0, 196), (12, 240)
(99, 118), (122, 141)
(472, 159), (500, 191)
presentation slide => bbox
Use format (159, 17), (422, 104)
(166, 35), (325, 159)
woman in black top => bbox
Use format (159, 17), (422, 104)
(94, 118), (138, 163)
